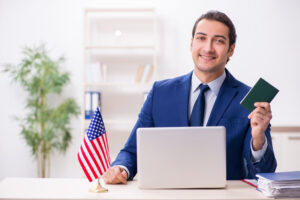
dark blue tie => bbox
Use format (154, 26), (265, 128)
(190, 84), (209, 126)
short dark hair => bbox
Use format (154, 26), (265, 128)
(192, 10), (237, 48)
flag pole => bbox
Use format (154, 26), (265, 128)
(89, 178), (108, 193)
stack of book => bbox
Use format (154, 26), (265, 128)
(256, 171), (300, 198)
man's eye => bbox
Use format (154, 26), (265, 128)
(216, 39), (225, 44)
(198, 36), (206, 41)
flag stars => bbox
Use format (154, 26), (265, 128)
(87, 108), (106, 141)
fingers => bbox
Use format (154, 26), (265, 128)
(103, 166), (128, 184)
(248, 102), (272, 129)
(249, 109), (272, 122)
(248, 102), (272, 120)
(251, 113), (264, 124)
(251, 113), (269, 127)
(248, 102), (272, 150)
(248, 102), (272, 140)
(248, 108), (267, 119)
(115, 169), (127, 184)
(121, 170), (128, 182)
(254, 102), (271, 113)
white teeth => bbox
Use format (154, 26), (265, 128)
(200, 55), (215, 60)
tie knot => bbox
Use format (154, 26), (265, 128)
(199, 84), (209, 93)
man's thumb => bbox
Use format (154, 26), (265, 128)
(121, 170), (128, 178)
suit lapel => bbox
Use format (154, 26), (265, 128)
(207, 69), (239, 126)
(176, 72), (192, 126)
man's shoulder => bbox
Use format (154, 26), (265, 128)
(226, 70), (251, 94)
(235, 78), (251, 92)
(153, 71), (192, 89)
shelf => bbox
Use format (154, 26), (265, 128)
(85, 10), (156, 47)
(84, 119), (136, 131)
(86, 48), (154, 64)
(85, 82), (152, 87)
(85, 67), (154, 85)
(84, 82), (152, 93)
(85, 119), (137, 124)
(85, 48), (155, 84)
(85, 45), (155, 50)
(85, 8), (155, 12)
(86, 47), (155, 57)
(86, 9), (155, 19)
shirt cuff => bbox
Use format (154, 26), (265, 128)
(250, 136), (268, 163)
(117, 165), (130, 180)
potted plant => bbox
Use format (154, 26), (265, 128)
(3, 45), (80, 178)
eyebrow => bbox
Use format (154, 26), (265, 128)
(195, 32), (227, 40)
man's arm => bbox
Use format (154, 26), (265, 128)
(103, 84), (156, 184)
(243, 102), (277, 178)
(250, 136), (268, 162)
(249, 102), (272, 150)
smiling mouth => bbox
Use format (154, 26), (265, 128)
(199, 54), (216, 61)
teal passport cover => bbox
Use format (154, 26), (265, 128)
(240, 78), (279, 112)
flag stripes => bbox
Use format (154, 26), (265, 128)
(83, 137), (104, 175)
(93, 138), (109, 169)
(77, 153), (92, 182)
(104, 133), (111, 163)
(96, 137), (110, 168)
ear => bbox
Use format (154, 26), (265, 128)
(228, 43), (235, 57)
(190, 37), (194, 52)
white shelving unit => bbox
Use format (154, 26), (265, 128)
(82, 8), (157, 159)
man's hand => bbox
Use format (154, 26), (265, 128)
(103, 166), (128, 184)
(248, 102), (272, 151)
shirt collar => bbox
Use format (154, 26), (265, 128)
(191, 71), (226, 96)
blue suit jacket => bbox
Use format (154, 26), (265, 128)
(112, 69), (277, 180)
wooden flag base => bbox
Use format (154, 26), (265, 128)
(89, 179), (108, 193)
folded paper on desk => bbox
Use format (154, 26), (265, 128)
(240, 78), (279, 112)
(256, 171), (300, 198)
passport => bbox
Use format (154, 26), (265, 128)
(240, 78), (279, 112)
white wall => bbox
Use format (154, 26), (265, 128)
(0, 0), (300, 179)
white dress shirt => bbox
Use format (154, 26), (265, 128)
(188, 71), (226, 125)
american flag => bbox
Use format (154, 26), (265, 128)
(78, 107), (111, 182)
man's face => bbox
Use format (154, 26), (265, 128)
(190, 19), (235, 77)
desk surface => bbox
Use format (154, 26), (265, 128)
(0, 178), (283, 200)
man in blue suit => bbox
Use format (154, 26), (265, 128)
(103, 11), (277, 184)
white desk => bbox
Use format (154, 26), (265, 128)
(0, 177), (289, 200)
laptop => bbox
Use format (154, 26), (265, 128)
(136, 126), (226, 189)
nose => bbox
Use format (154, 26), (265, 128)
(203, 39), (214, 53)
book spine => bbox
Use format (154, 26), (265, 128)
(85, 91), (101, 119)
(136, 64), (145, 83)
(85, 92), (92, 119)
(141, 64), (150, 83)
(145, 65), (154, 82)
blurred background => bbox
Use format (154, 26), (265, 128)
(0, 0), (299, 180)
